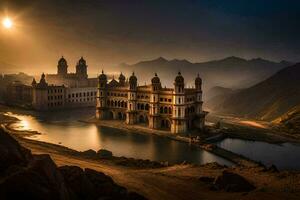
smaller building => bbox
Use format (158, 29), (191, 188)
(32, 74), (65, 110)
(31, 73), (97, 111)
(5, 81), (32, 106)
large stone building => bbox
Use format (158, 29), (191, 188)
(46, 57), (97, 87)
(96, 71), (207, 134)
(31, 57), (98, 111)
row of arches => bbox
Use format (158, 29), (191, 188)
(185, 106), (196, 115)
(160, 106), (172, 115)
(108, 111), (126, 120)
(107, 100), (127, 108)
(137, 103), (149, 111)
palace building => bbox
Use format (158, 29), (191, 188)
(96, 71), (207, 134)
(46, 57), (98, 88)
(31, 57), (98, 110)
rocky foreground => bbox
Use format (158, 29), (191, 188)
(0, 128), (146, 200)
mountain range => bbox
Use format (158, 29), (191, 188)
(120, 56), (292, 92)
(207, 63), (300, 122)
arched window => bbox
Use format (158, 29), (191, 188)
(141, 104), (145, 110)
(137, 103), (140, 110)
(178, 108), (181, 117)
(145, 104), (149, 111)
(160, 107), (163, 114)
(118, 101), (121, 107)
(169, 107), (172, 114)
(121, 101), (124, 107)
(164, 107), (168, 114)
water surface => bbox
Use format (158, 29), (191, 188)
(6, 108), (233, 166)
(215, 138), (300, 170)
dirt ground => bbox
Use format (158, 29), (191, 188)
(14, 136), (300, 200)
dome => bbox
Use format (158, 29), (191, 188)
(31, 78), (37, 86)
(119, 72), (125, 81)
(151, 73), (160, 84)
(129, 72), (137, 83)
(58, 56), (67, 64)
(195, 73), (202, 84)
(175, 71), (184, 84)
(78, 57), (86, 65)
(98, 70), (107, 81)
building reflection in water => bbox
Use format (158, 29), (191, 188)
(6, 110), (233, 166)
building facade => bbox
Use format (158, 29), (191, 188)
(5, 81), (33, 106)
(46, 57), (97, 88)
(96, 71), (206, 134)
(31, 57), (98, 111)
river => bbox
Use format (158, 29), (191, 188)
(215, 138), (300, 170)
(5, 108), (233, 166)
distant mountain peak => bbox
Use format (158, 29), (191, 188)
(154, 57), (168, 62)
(220, 56), (247, 62)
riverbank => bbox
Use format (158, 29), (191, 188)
(1, 124), (300, 199)
(207, 113), (300, 143)
(1, 107), (300, 199)
(0, 105), (287, 168)
(85, 118), (260, 167)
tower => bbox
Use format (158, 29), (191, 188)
(149, 73), (161, 129)
(171, 72), (187, 134)
(32, 73), (48, 110)
(96, 70), (108, 119)
(76, 57), (88, 79)
(126, 72), (137, 124)
(57, 57), (68, 76)
(194, 73), (205, 129)
(118, 72), (126, 86)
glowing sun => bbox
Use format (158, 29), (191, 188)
(2, 17), (13, 29)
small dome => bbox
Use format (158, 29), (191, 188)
(175, 71), (184, 84)
(78, 57), (86, 65)
(58, 56), (67, 64)
(98, 70), (107, 81)
(32, 78), (37, 85)
(151, 73), (160, 84)
(129, 72), (137, 83)
(119, 72), (125, 81)
(195, 73), (202, 84)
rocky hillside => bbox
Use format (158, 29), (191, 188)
(208, 63), (300, 121)
(0, 128), (145, 200)
(273, 105), (300, 134)
(121, 56), (291, 91)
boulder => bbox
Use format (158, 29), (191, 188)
(0, 154), (69, 200)
(0, 128), (147, 200)
(58, 166), (95, 200)
(0, 128), (32, 174)
(81, 149), (97, 158)
(213, 171), (256, 192)
(97, 149), (113, 159)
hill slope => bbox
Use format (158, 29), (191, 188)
(208, 63), (300, 120)
(120, 56), (291, 91)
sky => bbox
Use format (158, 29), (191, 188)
(0, 0), (300, 75)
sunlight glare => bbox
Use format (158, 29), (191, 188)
(2, 17), (13, 29)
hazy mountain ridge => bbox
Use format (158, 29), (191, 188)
(207, 63), (300, 121)
(120, 56), (292, 91)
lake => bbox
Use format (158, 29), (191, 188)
(215, 138), (300, 170)
(6, 108), (233, 166)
